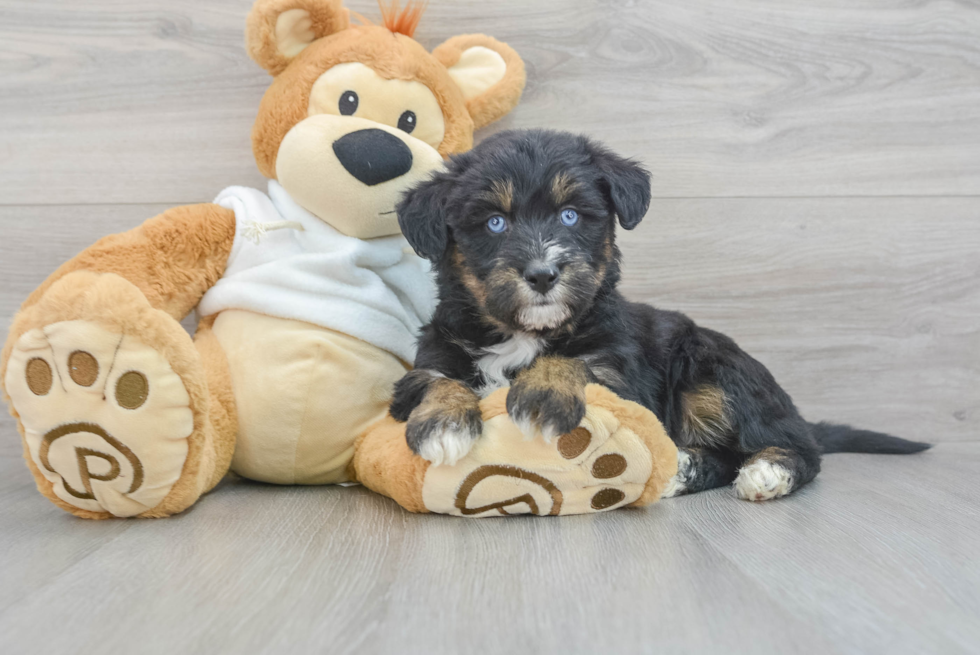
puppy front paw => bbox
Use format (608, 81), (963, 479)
(407, 417), (481, 467)
(506, 357), (588, 441)
(405, 378), (483, 467)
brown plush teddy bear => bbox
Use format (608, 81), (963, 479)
(1, 0), (677, 519)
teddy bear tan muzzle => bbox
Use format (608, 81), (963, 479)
(275, 114), (445, 239)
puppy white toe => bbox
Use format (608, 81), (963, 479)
(513, 415), (537, 441)
(661, 449), (692, 498)
(734, 459), (793, 501)
(538, 422), (561, 443)
(417, 427), (476, 467)
(510, 415), (561, 443)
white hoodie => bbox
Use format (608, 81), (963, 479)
(198, 181), (435, 363)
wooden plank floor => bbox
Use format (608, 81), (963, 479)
(1, 1), (978, 653)
(1, 446), (978, 654)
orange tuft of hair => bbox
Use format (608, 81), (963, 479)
(377, 0), (427, 38)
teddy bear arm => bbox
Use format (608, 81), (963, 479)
(21, 203), (237, 322)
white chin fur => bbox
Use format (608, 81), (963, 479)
(734, 459), (793, 501)
(518, 303), (571, 330)
(417, 427), (475, 467)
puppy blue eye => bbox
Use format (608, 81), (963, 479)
(560, 209), (579, 226)
(487, 215), (507, 233)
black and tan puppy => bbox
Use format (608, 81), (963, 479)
(390, 129), (929, 501)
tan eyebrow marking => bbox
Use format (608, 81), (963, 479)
(551, 172), (579, 205)
(482, 179), (514, 212)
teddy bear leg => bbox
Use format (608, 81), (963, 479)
(352, 385), (679, 517)
(2, 271), (226, 518)
(352, 415), (431, 513)
(190, 315), (238, 494)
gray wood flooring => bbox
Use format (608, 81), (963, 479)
(1, 444), (978, 655)
(1, 1), (977, 653)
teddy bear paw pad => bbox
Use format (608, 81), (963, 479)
(421, 405), (654, 517)
(5, 320), (194, 517)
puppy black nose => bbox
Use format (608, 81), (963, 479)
(332, 128), (413, 186)
(524, 265), (559, 295)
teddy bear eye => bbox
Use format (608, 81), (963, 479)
(339, 90), (358, 116)
(397, 110), (417, 134)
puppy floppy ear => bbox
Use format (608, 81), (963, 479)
(432, 35), (526, 130)
(397, 173), (453, 261)
(592, 145), (652, 230)
(245, 0), (350, 75)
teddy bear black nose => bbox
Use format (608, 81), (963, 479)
(332, 128), (414, 186)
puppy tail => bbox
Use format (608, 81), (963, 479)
(811, 422), (931, 455)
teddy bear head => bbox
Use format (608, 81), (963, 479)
(245, 0), (526, 239)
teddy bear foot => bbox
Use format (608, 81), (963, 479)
(3, 272), (214, 518)
(355, 385), (679, 517)
(425, 387), (674, 516)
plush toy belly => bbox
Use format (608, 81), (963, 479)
(211, 309), (407, 485)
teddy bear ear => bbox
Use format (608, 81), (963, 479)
(432, 35), (526, 130)
(245, 0), (350, 75)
